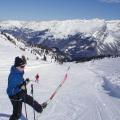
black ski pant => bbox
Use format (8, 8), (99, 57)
(9, 91), (43, 120)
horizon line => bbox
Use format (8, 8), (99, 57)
(0, 18), (120, 22)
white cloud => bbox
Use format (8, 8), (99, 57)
(100, 0), (120, 3)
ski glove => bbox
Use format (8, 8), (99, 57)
(21, 85), (26, 90)
(25, 78), (30, 85)
(41, 102), (47, 109)
(19, 78), (30, 89)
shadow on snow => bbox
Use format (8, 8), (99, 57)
(102, 76), (120, 99)
(0, 113), (26, 120)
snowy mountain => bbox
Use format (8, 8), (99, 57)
(0, 19), (120, 61)
(1, 32), (120, 120)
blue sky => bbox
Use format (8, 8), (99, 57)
(0, 0), (120, 20)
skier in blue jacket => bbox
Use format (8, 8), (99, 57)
(7, 56), (47, 120)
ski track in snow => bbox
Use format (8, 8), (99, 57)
(1, 39), (120, 120)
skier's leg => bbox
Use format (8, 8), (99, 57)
(9, 99), (22, 120)
(23, 94), (43, 113)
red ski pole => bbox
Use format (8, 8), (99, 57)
(47, 66), (70, 103)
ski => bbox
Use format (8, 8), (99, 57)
(36, 66), (70, 120)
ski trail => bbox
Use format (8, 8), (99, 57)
(94, 95), (112, 120)
(88, 62), (120, 120)
(95, 103), (103, 120)
(63, 63), (120, 120)
(36, 63), (119, 120)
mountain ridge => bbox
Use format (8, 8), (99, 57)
(0, 19), (120, 61)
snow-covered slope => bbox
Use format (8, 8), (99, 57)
(0, 19), (120, 60)
(1, 30), (120, 120)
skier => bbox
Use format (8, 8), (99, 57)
(7, 56), (47, 120)
(35, 73), (39, 83)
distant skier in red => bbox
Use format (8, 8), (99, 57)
(35, 73), (40, 83)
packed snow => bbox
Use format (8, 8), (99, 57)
(1, 29), (120, 120)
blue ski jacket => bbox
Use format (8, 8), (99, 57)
(7, 66), (24, 97)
